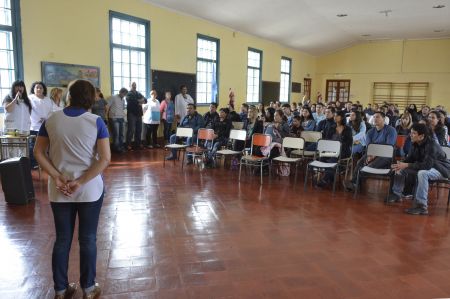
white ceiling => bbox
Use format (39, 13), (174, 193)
(143, 0), (450, 56)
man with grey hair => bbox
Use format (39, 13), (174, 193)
(108, 87), (128, 153)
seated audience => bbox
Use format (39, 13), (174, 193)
(419, 105), (430, 122)
(281, 103), (294, 126)
(239, 103), (249, 121)
(203, 102), (219, 128)
(407, 104), (420, 123)
(299, 106), (316, 131)
(317, 111), (353, 188)
(289, 115), (303, 138)
(395, 112), (413, 157)
(344, 111), (397, 191)
(166, 103), (204, 163)
(313, 103), (326, 124)
(228, 104), (241, 122)
(348, 111), (366, 154)
(388, 123), (450, 215)
(316, 106), (336, 137)
(205, 108), (232, 168)
(428, 110), (448, 146)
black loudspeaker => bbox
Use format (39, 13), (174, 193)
(0, 157), (35, 204)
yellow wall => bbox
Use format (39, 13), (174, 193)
(20, 0), (316, 113)
(316, 39), (450, 108)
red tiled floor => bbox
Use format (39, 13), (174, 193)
(1, 149), (450, 298)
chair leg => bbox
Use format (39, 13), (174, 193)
(332, 167), (337, 194)
(163, 149), (166, 168)
(294, 162), (298, 182)
(260, 163), (263, 185)
(239, 159), (242, 181)
(304, 165), (309, 191)
(181, 151), (185, 169)
(353, 172), (360, 198)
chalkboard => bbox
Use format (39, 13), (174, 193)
(262, 81), (280, 105)
(151, 70), (196, 102)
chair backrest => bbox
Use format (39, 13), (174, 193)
(317, 139), (341, 157)
(252, 133), (272, 147)
(301, 131), (322, 143)
(197, 128), (215, 141)
(176, 127), (193, 138)
(229, 129), (247, 141)
(366, 143), (394, 158)
(282, 137), (305, 150)
(442, 146), (450, 160)
(396, 135), (408, 148)
(232, 122), (244, 130)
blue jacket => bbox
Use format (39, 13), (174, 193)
(180, 112), (204, 134)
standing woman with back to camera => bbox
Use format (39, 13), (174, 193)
(34, 80), (111, 299)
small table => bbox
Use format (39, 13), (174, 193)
(0, 135), (36, 161)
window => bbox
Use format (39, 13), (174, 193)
(0, 0), (23, 100)
(196, 35), (219, 105)
(110, 11), (150, 97)
(246, 48), (262, 103)
(279, 57), (291, 102)
(325, 80), (351, 102)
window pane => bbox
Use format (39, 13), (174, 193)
(0, 0), (11, 26)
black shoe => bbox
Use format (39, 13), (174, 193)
(405, 205), (428, 215)
(343, 180), (355, 192)
(386, 193), (402, 204)
(401, 193), (414, 200)
(186, 159), (194, 165)
(316, 179), (328, 188)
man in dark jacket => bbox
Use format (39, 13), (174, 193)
(388, 123), (450, 215)
(316, 106), (336, 137)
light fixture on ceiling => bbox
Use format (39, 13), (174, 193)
(336, 14), (348, 17)
(379, 9), (392, 17)
(434, 29), (443, 32)
(361, 34), (371, 37)
(433, 4), (445, 8)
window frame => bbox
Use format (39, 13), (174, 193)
(0, 0), (24, 82)
(279, 56), (292, 103)
(196, 33), (220, 106)
(109, 11), (151, 97)
(246, 47), (262, 104)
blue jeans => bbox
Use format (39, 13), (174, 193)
(163, 120), (173, 142)
(169, 133), (193, 158)
(126, 113), (142, 147)
(110, 118), (124, 151)
(51, 193), (104, 292)
(393, 168), (444, 208)
(29, 130), (38, 167)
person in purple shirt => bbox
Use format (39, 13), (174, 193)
(344, 111), (397, 191)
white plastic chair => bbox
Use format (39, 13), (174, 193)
(272, 137), (305, 182)
(354, 143), (394, 198)
(216, 129), (247, 158)
(304, 139), (341, 194)
(291, 131), (322, 158)
(163, 127), (193, 167)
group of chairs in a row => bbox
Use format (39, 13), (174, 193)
(162, 127), (450, 205)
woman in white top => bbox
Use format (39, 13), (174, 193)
(50, 87), (64, 112)
(2, 80), (32, 134)
(142, 89), (161, 148)
(34, 80), (110, 299)
(29, 81), (53, 132)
